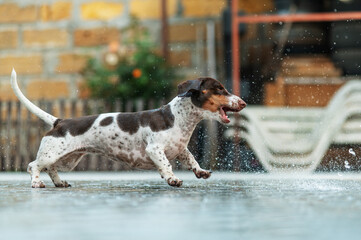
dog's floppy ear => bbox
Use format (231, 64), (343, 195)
(177, 79), (202, 97)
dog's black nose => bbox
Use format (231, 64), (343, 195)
(239, 99), (247, 109)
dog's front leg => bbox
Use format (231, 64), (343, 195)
(145, 145), (183, 187)
(178, 148), (212, 179)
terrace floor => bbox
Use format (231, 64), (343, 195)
(1, 171), (361, 240)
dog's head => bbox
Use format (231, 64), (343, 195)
(177, 78), (246, 123)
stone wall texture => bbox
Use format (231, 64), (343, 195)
(0, 0), (272, 100)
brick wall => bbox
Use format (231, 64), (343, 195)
(0, 0), (271, 101)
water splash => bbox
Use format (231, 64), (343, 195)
(349, 148), (356, 156)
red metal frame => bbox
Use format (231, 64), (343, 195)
(231, 0), (240, 96)
(231, 0), (361, 96)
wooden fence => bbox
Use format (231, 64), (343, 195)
(0, 98), (171, 172)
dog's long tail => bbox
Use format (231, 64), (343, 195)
(10, 69), (57, 126)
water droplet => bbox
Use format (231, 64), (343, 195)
(349, 148), (356, 156)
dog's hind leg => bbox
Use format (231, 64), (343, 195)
(46, 167), (71, 188)
(27, 141), (69, 188)
(27, 137), (63, 188)
(46, 152), (86, 187)
(27, 161), (45, 188)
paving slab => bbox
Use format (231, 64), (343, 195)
(1, 171), (361, 240)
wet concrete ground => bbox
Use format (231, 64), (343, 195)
(1, 171), (361, 240)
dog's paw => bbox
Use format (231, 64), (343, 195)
(193, 169), (212, 179)
(55, 181), (71, 188)
(167, 177), (183, 187)
(32, 181), (46, 188)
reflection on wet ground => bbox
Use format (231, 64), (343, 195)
(1, 172), (361, 240)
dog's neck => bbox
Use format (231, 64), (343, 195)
(168, 97), (204, 133)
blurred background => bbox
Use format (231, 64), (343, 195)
(1, 0), (361, 173)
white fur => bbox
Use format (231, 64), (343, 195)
(11, 69), (57, 126)
(27, 97), (210, 187)
(11, 70), (245, 188)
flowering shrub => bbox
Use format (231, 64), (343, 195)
(83, 18), (178, 102)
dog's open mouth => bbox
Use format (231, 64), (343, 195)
(219, 106), (240, 123)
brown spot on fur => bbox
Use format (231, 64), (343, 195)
(46, 115), (98, 137)
(116, 152), (131, 163)
(177, 80), (202, 96)
(202, 95), (229, 112)
(178, 78), (231, 109)
(116, 114), (139, 135)
(100, 116), (113, 126)
(53, 118), (62, 128)
(117, 105), (174, 135)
